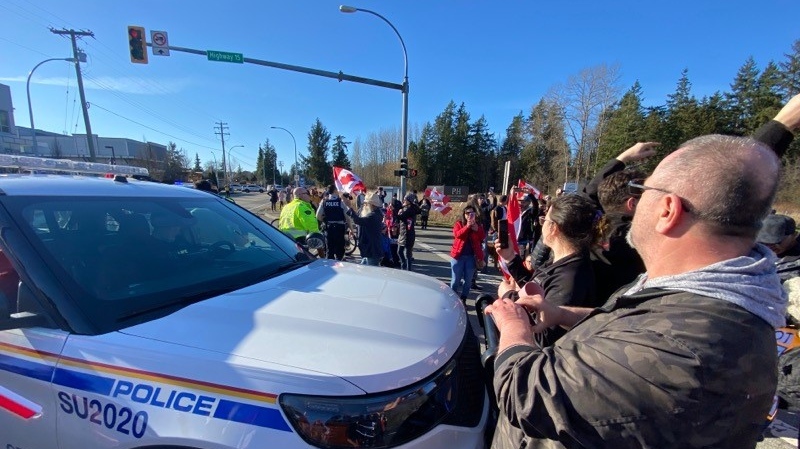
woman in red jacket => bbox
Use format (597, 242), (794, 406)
(450, 204), (485, 303)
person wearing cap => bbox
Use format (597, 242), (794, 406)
(343, 191), (385, 266)
(278, 187), (320, 242)
(317, 185), (352, 261)
(758, 214), (800, 259)
(395, 193), (421, 270)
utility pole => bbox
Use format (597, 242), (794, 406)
(50, 28), (96, 161)
(215, 122), (229, 191)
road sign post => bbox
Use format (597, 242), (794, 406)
(150, 31), (170, 56)
(207, 51), (244, 64)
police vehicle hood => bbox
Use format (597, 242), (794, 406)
(120, 260), (467, 393)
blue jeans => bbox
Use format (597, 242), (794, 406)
(450, 255), (476, 299)
(398, 246), (411, 270)
(360, 257), (380, 266)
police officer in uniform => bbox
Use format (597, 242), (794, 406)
(317, 185), (351, 260)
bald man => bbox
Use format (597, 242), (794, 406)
(278, 187), (319, 241)
(485, 94), (800, 449)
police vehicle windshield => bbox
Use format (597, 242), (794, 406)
(5, 192), (307, 332)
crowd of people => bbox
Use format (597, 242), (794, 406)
(480, 93), (800, 448)
(192, 94), (800, 448)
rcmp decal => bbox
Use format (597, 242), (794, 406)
(0, 342), (291, 434)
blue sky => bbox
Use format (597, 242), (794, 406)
(2, 0), (798, 172)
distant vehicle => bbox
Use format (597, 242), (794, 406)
(562, 182), (579, 194)
(229, 183), (243, 193)
(271, 184), (284, 192)
(242, 184), (264, 193)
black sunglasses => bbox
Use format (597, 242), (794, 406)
(627, 180), (697, 215)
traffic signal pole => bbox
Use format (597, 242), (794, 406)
(147, 43), (404, 92)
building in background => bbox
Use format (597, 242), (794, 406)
(0, 83), (167, 176)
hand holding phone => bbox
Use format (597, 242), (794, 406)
(498, 219), (509, 249)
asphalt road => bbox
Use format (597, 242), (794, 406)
(237, 192), (799, 448)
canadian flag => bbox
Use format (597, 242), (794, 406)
(424, 187), (452, 215)
(498, 190), (522, 279)
(517, 179), (543, 200)
(0, 385), (42, 419)
(333, 167), (366, 194)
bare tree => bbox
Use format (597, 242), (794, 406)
(548, 63), (622, 184)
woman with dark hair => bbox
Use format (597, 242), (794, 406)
(449, 204), (485, 303)
(495, 194), (600, 346)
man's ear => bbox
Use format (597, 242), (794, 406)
(625, 197), (637, 213)
(654, 194), (687, 234)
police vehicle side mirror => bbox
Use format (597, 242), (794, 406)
(0, 282), (52, 330)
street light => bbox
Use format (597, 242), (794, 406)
(27, 57), (77, 155)
(209, 150), (221, 189)
(227, 145), (244, 186)
(339, 5), (409, 197)
(270, 126), (298, 185)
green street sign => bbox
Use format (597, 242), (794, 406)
(207, 50), (244, 64)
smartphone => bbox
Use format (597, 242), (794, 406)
(498, 219), (509, 249)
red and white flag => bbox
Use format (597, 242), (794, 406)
(517, 179), (543, 200)
(498, 191), (523, 279)
(424, 187), (452, 215)
(0, 385), (42, 419)
(333, 167), (366, 195)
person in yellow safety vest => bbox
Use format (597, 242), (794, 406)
(279, 187), (320, 240)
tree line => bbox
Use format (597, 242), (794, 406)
(180, 38), (799, 202)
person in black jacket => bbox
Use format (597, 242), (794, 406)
(494, 193), (600, 347)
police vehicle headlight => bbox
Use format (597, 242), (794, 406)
(306, 232), (325, 250)
(279, 359), (457, 449)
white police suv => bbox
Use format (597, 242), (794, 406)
(0, 157), (487, 449)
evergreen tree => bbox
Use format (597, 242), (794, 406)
(256, 139), (277, 186)
(662, 69), (701, 157)
(753, 61), (786, 130)
(305, 118), (332, 186)
(193, 153), (202, 172)
(595, 82), (646, 169)
(780, 39), (800, 99)
(429, 101), (457, 185)
(498, 112), (526, 189)
(468, 115), (497, 192)
(725, 57), (760, 135)
(162, 142), (189, 183)
(331, 135), (351, 169)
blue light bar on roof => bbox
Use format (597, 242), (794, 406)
(0, 154), (149, 176)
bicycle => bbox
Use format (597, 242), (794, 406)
(345, 227), (358, 256)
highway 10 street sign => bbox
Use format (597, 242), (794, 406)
(151, 31), (169, 56)
(207, 51), (244, 64)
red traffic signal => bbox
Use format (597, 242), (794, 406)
(128, 26), (148, 64)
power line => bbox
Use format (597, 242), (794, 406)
(91, 102), (219, 151)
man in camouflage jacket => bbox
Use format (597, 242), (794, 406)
(485, 94), (800, 449)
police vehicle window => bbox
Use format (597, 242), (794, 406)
(9, 196), (298, 329)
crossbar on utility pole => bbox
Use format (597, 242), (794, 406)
(50, 28), (96, 161)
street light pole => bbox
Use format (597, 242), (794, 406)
(270, 126), (298, 185)
(27, 57), (77, 155)
(209, 151), (221, 189)
(340, 5), (409, 197)
(227, 145), (244, 184)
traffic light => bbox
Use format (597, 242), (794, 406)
(408, 168), (418, 178)
(399, 157), (408, 176)
(128, 26), (148, 64)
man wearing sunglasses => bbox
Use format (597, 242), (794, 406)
(485, 94), (800, 449)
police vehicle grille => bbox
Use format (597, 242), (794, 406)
(442, 322), (485, 427)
